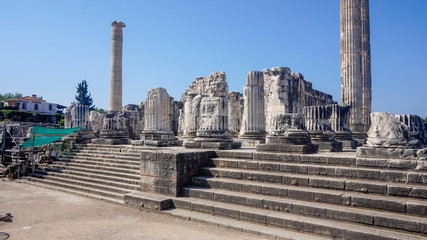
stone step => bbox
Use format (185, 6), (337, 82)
(57, 156), (140, 166)
(50, 162), (140, 175)
(77, 145), (145, 153)
(215, 151), (356, 166)
(48, 169), (140, 184)
(35, 174), (136, 194)
(62, 151), (141, 160)
(182, 186), (427, 234)
(26, 177), (125, 200)
(171, 197), (426, 240)
(54, 158), (140, 170)
(199, 167), (427, 199)
(215, 151), (427, 172)
(163, 208), (332, 240)
(196, 176), (427, 216)
(40, 172), (141, 191)
(70, 150), (141, 159)
(210, 158), (427, 184)
(43, 165), (140, 180)
(191, 176), (427, 217)
(24, 179), (123, 205)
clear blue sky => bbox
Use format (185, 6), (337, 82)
(1, 0), (426, 117)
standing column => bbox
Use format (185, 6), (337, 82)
(340, 0), (371, 133)
(109, 21), (126, 112)
(361, 0), (372, 132)
(227, 91), (241, 138)
(239, 71), (266, 145)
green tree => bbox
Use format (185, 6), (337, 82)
(91, 107), (107, 114)
(74, 80), (94, 110)
(0, 93), (23, 101)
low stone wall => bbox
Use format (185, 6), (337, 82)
(140, 149), (215, 196)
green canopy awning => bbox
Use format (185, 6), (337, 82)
(20, 126), (82, 148)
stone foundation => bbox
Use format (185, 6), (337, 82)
(357, 147), (427, 160)
(140, 150), (215, 196)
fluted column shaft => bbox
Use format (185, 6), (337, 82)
(109, 21), (126, 112)
(143, 88), (171, 132)
(340, 0), (371, 133)
(239, 71), (266, 139)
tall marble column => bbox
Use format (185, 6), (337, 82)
(361, 0), (372, 132)
(109, 21), (126, 112)
(239, 71), (266, 145)
(340, 0), (371, 133)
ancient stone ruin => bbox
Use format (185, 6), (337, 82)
(340, 0), (372, 133)
(303, 105), (343, 152)
(180, 72), (239, 150)
(357, 112), (427, 160)
(263, 67), (336, 133)
(64, 103), (90, 130)
(239, 71), (266, 146)
(141, 87), (175, 147)
(257, 113), (318, 153)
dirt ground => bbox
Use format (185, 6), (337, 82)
(0, 179), (265, 240)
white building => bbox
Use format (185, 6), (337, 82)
(4, 94), (65, 114)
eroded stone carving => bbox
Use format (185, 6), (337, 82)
(263, 67), (336, 132)
(358, 112), (427, 160)
(227, 91), (241, 138)
(181, 72), (241, 149)
(395, 114), (427, 145)
(257, 113), (317, 153)
(303, 105), (343, 152)
(141, 87), (175, 146)
(64, 103), (90, 130)
(366, 112), (408, 148)
(89, 111), (105, 134)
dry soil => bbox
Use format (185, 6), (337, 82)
(0, 179), (266, 240)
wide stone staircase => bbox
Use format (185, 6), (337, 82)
(165, 150), (427, 240)
(25, 144), (143, 204)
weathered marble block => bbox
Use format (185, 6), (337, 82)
(263, 67), (336, 133)
(92, 112), (130, 145)
(141, 87), (175, 147)
(303, 105), (344, 152)
(395, 114), (427, 146)
(257, 113), (317, 153)
(227, 91), (241, 138)
(357, 112), (427, 160)
(64, 103), (90, 129)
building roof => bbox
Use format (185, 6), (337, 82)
(6, 96), (46, 102)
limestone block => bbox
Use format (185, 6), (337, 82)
(89, 111), (105, 133)
(143, 87), (172, 132)
(366, 112), (408, 148)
